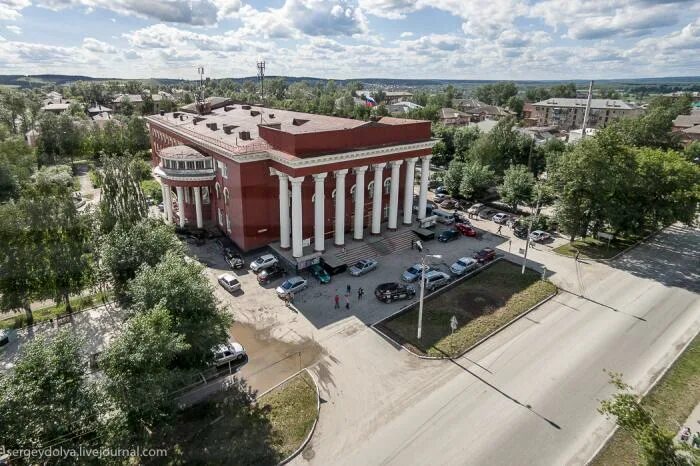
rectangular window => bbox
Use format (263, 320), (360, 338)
(184, 188), (190, 204)
(195, 161), (204, 170)
(217, 208), (223, 225)
(205, 159), (212, 169)
(177, 161), (185, 170)
(202, 187), (210, 204)
(186, 161), (195, 170)
(226, 213), (231, 233)
(221, 164), (228, 179)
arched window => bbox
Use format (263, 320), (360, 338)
(331, 189), (336, 199)
(215, 182), (221, 199)
(223, 187), (230, 204)
(350, 184), (356, 201)
(383, 177), (391, 195)
(367, 181), (374, 199)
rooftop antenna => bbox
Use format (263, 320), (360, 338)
(580, 80), (594, 140)
(257, 58), (265, 104)
(196, 65), (205, 105)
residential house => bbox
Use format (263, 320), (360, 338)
(532, 98), (642, 130)
(387, 101), (423, 115)
(438, 108), (470, 126)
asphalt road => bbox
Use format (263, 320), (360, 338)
(295, 224), (700, 466)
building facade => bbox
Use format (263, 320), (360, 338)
(146, 102), (436, 260)
(533, 98), (642, 130)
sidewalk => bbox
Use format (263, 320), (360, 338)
(677, 402), (700, 447)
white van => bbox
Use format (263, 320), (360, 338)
(433, 209), (455, 224)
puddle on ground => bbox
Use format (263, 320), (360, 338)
(229, 321), (325, 394)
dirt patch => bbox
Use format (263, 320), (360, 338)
(230, 321), (324, 395)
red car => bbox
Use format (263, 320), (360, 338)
(455, 222), (477, 237)
(473, 248), (496, 264)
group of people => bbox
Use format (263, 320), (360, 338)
(680, 426), (700, 448)
(334, 284), (364, 310)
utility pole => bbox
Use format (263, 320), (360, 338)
(521, 184), (543, 275)
(257, 59), (266, 103)
(415, 241), (442, 340)
(580, 80), (594, 140)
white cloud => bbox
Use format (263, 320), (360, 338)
(82, 37), (117, 53)
(5, 25), (21, 35)
(0, 0), (29, 20)
(399, 31), (413, 38)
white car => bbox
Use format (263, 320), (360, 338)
(349, 259), (378, 276)
(250, 254), (278, 273)
(529, 230), (551, 242)
(0, 329), (8, 347)
(276, 276), (307, 298)
(218, 273), (241, 293)
(212, 340), (246, 366)
(467, 203), (484, 214)
(492, 213), (510, 224)
(422, 271), (451, 291)
(450, 257), (478, 276)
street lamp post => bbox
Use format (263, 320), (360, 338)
(521, 183), (543, 275)
(415, 240), (442, 340)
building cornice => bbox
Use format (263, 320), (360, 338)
(154, 166), (216, 182)
(147, 117), (437, 169)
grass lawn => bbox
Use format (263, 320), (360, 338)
(378, 260), (557, 358)
(158, 372), (317, 465)
(554, 235), (639, 260)
(0, 291), (111, 330)
(592, 334), (700, 466)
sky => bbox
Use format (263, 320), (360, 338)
(0, 0), (699, 80)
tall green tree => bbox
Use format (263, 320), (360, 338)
(126, 251), (231, 369)
(443, 160), (465, 196)
(98, 153), (148, 232)
(453, 126), (480, 161)
(499, 165), (535, 211)
(459, 161), (495, 200)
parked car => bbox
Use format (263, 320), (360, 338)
(211, 340), (246, 366)
(438, 229), (460, 243)
(473, 248), (496, 264)
(0, 329), (8, 347)
(434, 193), (448, 202)
(310, 264), (331, 284)
(402, 263), (433, 282)
(513, 223), (528, 239)
(467, 203), (485, 214)
(250, 254), (278, 273)
(450, 257), (478, 275)
(257, 264), (286, 284)
(276, 276), (307, 298)
(375, 282), (416, 303)
(433, 209), (455, 224)
(218, 273), (241, 293)
(157, 203), (164, 212)
(478, 208), (498, 220)
(435, 186), (448, 194)
(422, 271), (451, 291)
(224, 248), (245, 269)
(439, 199), (458, 209)
(349, 259), (378, 276)
(529, 230), (551, 242)
(455, 222), (477, 237)
(492, 213), (510, 224)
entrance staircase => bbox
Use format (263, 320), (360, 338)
(334, 229), (417, 265)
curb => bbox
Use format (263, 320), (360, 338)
(372, 258), (556, 360)
(552, 227), (662, 263)
(4, 299), (116, 334)
(255, 368), (320, 466)
(584, 326), (700, 465)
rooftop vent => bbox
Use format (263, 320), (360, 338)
(242, 105), (251, 110)
(239, 131), (251, 140)
(250, 110), (260, 117)
(222, 124), (238, 134)
(179, 114), (187, 121)
(193, 117), (206, 125)
(224, 105), (234, 112)
(269, 113), (275, 118)
(206, 122), (218, 131)
(173, 112), (181, 118)
(159, 110), (165, 116)
(292, 118), (309, 126)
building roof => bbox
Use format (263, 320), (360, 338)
(88, 104), (112, 113)
(41, 102), (71, 111)
(91, 112), (112, 121)
(147, 102), (428, 155)
(387, 101), (423, 113)
(160, 145), (207, 160)
(534, 98), (638, 110)
(180, 96), (233, 113)
(113, 94), (143, 103)
(439, 108), (469, 119)
(673, 114), (700, 128)
(682, 125), (700, 134)
(474, 119), (498, 133)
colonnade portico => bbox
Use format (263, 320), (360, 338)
(271, 155), (431, 259)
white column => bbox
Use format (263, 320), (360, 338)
(161, 184), (168, 220)
(418, 155), (432, 219)
(313, 173), (327, 252)
(353, 166), (368, 240)
(388, 160), (403, 230)
(277, 172), (290, 249)
(193, 186), (203, 228)
(176, 186), (185, 227)
(403, 157), (418, 225)
(334, 169), (348, 246)
(290, 176), (304, 258)
(371, 163), (386, 234)
(164, 185), (174, 223)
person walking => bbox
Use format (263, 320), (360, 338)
(334, 294), (340, 309)
(345, 294), (350, 310)
(346, 284), (351, 295)
(497, 225), (503, 235)
(358, 287), (364, 300)
(692, 432), (700, 448)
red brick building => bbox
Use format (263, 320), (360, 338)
(146, 101), (436, 259)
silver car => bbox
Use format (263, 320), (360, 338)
(218, 273), (241, 293)
(276, 276), (307, 298)
(402, 263), (432, 282)
(211, 340), (246, 366)
(250, 254), (278, 273)
(423, 271), (451, 291)
(349, 259), (378, 276)
(450, 257), (478, 276)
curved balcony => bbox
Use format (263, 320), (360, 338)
(156, 145), (216, 182)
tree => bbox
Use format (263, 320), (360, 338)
(0, 89), (26, 134)
(443, 160), (465, 196)
(98, 154), (148, 232)
(684, 141), (700, 164)
(100, 219), (182, 302)
(599, 372), (697, 466)
(0, 136), (35, 202)
(550, 82), (577, 98)
(100, 304), (189, 443)
(507, 95), (524, 117)
(499, 165), (535, 211)
(453, 126), (480, 161)
(606, 107), (682, 150)
(459, 161), (495, 200)
(126, 251), (231, 369)
(473, 82), (518, 106)
(0, 331), (102, 453)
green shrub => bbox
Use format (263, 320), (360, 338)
(141, 179), (163, 203)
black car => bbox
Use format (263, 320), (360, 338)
(438, 229), (460, 242)
(478, 208), (498, 220)
(224, 248), (245, 269)
(257, 264), (286, 284)
(513, 223), (528, 239)
(435, 186), (448, 194)
(375, 282), (417, 303)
